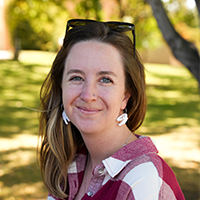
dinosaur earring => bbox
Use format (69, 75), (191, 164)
(117, 108), (128, 126)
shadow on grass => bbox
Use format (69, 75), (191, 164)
(143, 99), (199, 135)
(165, 158), (200, 200)
(0, 147), (41, 186)
(0, 59), (49, 198)
(0, 59), (50, 138)
(142, 78), (199, 135)
(0, 106), (39, 138)
(0, 147), (47, 199)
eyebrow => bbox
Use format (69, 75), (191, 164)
(97, 71), (117, 77)
(67, 69), (117, 77)
(67, 69), (85, 75)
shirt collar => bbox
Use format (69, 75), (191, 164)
(102, 136), (158, 178)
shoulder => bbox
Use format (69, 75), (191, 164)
(123, 151), (176, 184)
(122, 160), (162, 198)
(120, 154), (184, 200)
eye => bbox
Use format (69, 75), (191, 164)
(69, 76), (83, 82)
(100, 77), (113, 84)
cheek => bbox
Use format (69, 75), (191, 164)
(62, 87), (74, 107)
(101, 87), (125, 109)
(62, 85), (82, 109)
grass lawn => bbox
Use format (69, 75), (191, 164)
(0, 51), (199, 200)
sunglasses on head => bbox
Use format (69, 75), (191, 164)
(66, 19), (136, 58)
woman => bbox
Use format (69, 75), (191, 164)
(39, 19), (185, 200)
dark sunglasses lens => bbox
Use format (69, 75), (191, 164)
(69, 21), (85, 27)
(106, 23), (134, 31)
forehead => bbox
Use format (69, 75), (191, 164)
(65, 40), (124, 73)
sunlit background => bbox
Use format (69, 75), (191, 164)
(0, 0), (199, 199)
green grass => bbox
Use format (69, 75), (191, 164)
(0, 51), (199, 200)
(141, 64), (199, 135)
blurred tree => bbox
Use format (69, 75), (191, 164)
(76, 0), (102, 20)
(6, 0), (69, 54)
(115, 0), (163, 49)
(6, 0), (103, 58)
(115, 0), (199, 85)
(146, 0), (199, 85)
(195, 0), (200, 17)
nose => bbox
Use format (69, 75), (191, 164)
(80, 83), (97, 103)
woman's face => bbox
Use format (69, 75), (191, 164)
(62, 40), (130, 134)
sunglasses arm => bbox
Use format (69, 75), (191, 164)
(132, 30), (136, 59)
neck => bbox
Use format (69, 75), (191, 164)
(80, 125), (136, 169)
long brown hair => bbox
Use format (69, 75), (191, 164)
(38, 21), (146, 199)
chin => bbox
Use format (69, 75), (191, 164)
(72, 118), (98, 129)
(78, 126), (98, 134)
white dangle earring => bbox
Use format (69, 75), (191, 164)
(117, 108), (128, 127)
(61, 105), (70, 125)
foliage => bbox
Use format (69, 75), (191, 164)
(115, 0), (163, 49)
(5, 0), (199, 51)
(76, 0), (102, 20)
(115, 0), (199, 49)
(161, 0), (199, 27)
(6, 0), (69, 51)
(160, 0), (199, 47)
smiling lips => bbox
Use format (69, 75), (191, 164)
(77, 106), (101, 115)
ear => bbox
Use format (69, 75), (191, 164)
(121, 91), (131, 110)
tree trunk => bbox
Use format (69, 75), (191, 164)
(146, 0), (200, 86)
(195, 0), (200, 18)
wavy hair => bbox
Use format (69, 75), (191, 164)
(38, 21), (146, 199)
